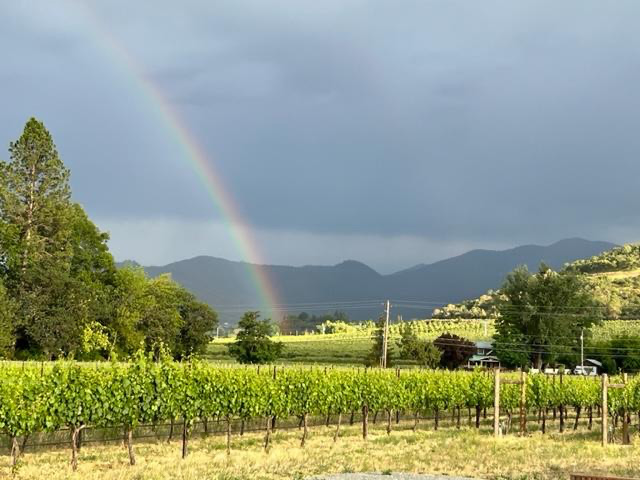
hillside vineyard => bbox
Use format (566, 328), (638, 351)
(2, 358), (640, 469)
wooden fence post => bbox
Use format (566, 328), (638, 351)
(494, 368), (500, 438)
(520, 371), (527, 435)
(622, 373), (630, 445)
(601, 374), (608, 446)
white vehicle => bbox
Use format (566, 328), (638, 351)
(573, 365), (597, 376)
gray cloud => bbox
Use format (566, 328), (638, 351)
(1, 1), (639, 268)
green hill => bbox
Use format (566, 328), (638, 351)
(433, 242), (640, 320)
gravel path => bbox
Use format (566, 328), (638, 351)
(309, 474), (480, 480)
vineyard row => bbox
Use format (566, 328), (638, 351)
(1, 358), (639, 470)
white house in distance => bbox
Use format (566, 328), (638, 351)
(466, 340), (500, 369)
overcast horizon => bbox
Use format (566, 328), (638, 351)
(2, 1), (640, 273)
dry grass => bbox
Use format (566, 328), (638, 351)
(3, 423), (640, 480)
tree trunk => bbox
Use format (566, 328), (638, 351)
(386, 410), (392, 435)
(240, 419), (245, 436)
(456, 406), (461, 429)
(434, 408), (439, 430)
(70, 426), (86, 472)
(226, 416), (232, 455)
(203, 417), (208, 437)
(167, 417), (174, 443)
(573, 406), (581, 431)
(475, 406), (481, 428)
(11, 436), (20, 469)
(396, 410), (400, 425)
(350, 411), (355, 425)
(373, 410), (379, 424)
(483, 407), (487, 419)
(623, 411), (630, 445)
(542, 408), (546, 434)
(334, 413), (342, 442)
(300, 413), (308, 447)
(362, 405), (369, 440)
(20, 434), (29, 453)
(20, 163), (37, 274)
(468, 407), (472, 426)
(181, 420), (188, 459)
(264, 416), (272, 452)
(271, 416), (277, 433)
(559, 406), (565, 433)
(126, 427), (135, 466)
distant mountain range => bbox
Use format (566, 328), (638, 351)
(124, 238), (616, 323)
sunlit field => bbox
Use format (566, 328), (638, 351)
(4, 422), (640, 480)
(206, 319), (640, 365)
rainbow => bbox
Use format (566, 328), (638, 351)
(77, 3), (280, 318)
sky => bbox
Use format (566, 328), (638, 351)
(1, 1), (639, 273)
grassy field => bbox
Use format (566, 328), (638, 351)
(206, 319), (640, 365)
(207, 334), (376, 365)
(5, 422), (640, 480)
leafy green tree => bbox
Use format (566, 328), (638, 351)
(0, 280), (16, 357)
(397, 323), (441, 368)
(586, 335), (640, 373)
(433, 333), (475, 369)
(138, 274), (184, 357)
(227, 311), (283, 364)
(0, 118), (119, 358)
(175, 290), (218, 359)
(108, 267), (150, 354)
(495, 264), (601, 369)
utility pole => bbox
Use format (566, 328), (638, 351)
(382, 300), (390, 368)
(580, 328), (584, 374)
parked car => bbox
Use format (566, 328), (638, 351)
(573, 365), (597, 376)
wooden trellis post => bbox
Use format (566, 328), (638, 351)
(494, 369), (527, 437)
(494, 368), (500, 437)
(601, 374), (628, 446)
(601, 374), (607, 446)
(519, 371), (527, 435)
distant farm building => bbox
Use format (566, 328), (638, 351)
(467, 341), (500, 369)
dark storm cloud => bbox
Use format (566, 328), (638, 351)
(1, 0), (640, 266)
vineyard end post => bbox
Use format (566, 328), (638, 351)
(520, 370), (527, 435)
(494, 368), (500, 438)
(601, 373), (608, 446)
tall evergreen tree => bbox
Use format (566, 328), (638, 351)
(0, 279), (16, 357)
(0, 118), (76, 356)
(0, 118), (71, 277)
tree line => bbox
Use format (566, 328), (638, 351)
(0, 118), (218, 360)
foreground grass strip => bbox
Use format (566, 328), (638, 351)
(3, 426), (640, 480)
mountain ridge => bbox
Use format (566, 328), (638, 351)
(123, 238), (617, 323)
